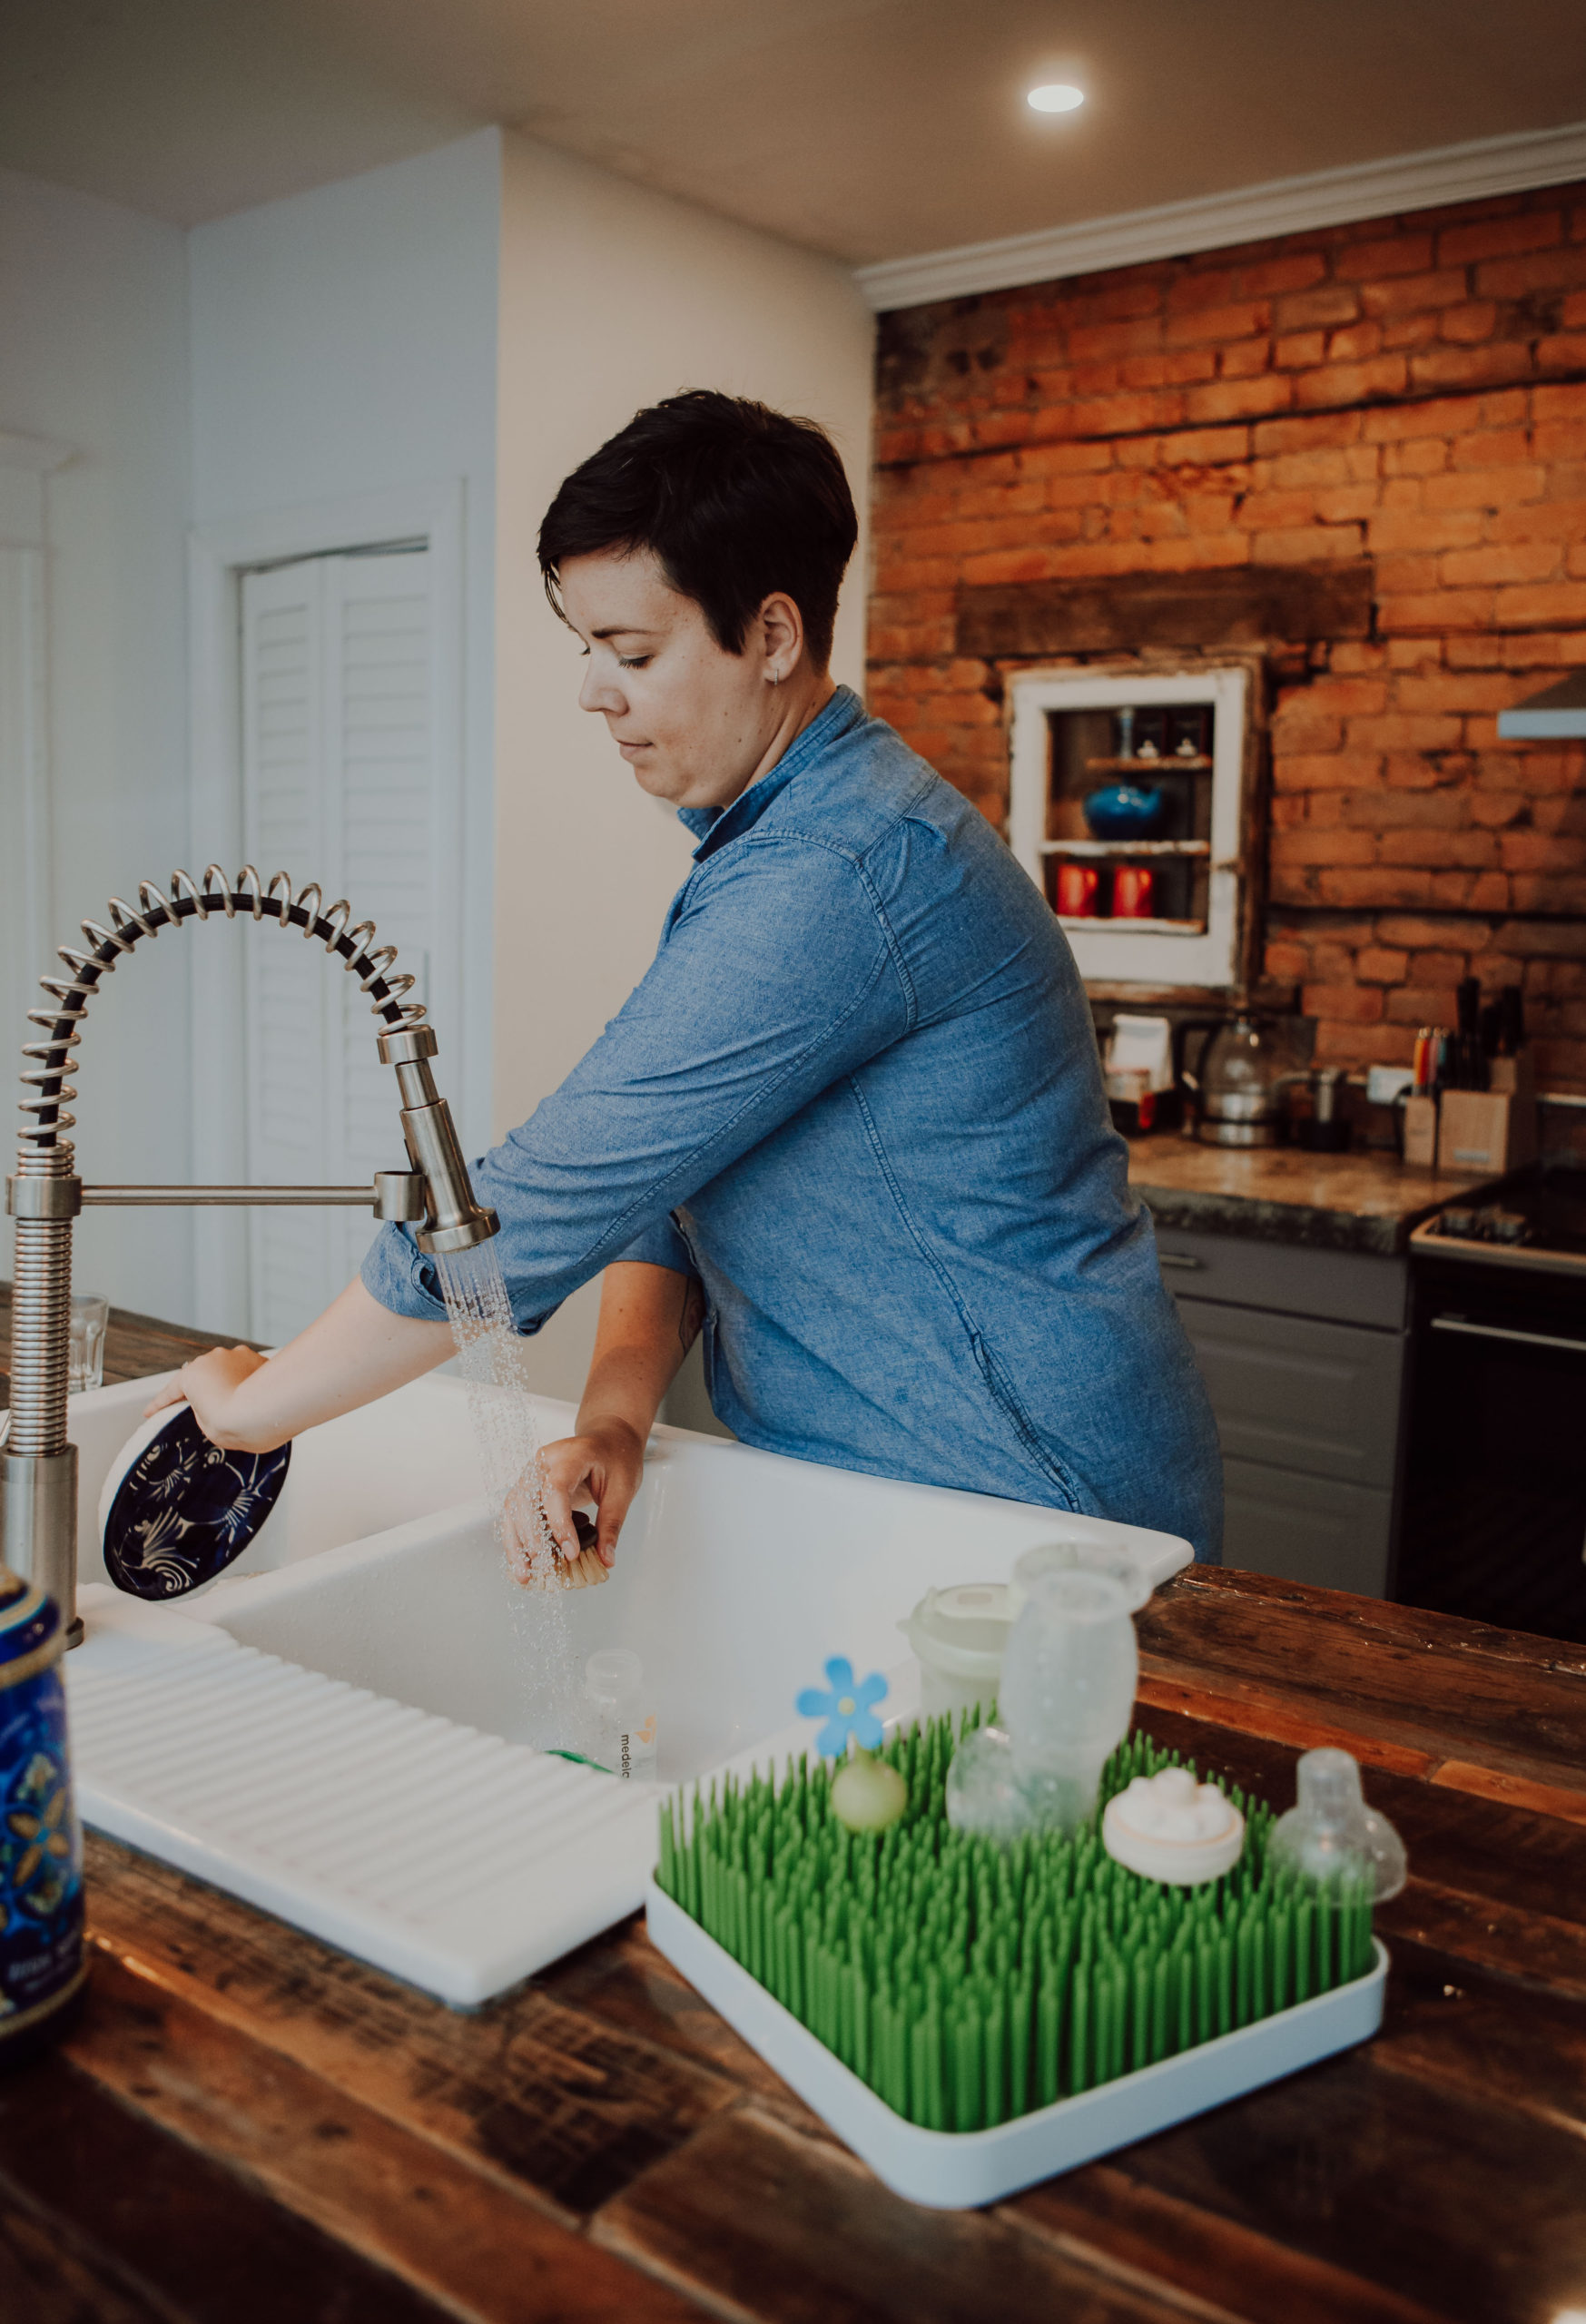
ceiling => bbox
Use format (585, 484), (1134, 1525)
(4, 0), (1586, 265)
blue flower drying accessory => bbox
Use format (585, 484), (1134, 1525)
(796, 1657), (889, 1758)
(796, 1657), (906, 1832)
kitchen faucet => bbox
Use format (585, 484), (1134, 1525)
(3, 865), (498, 1644)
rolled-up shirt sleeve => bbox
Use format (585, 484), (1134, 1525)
(361, 833), (911, 1332)
(612, 1212), (696, 1277)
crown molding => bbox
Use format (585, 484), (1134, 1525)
(853, 117), (1586, 312)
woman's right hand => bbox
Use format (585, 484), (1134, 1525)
(532, 1420), (645, 1572)
(143, 1346), (277, 1451)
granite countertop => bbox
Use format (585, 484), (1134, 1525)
(1126, 1133), (1499, 1257)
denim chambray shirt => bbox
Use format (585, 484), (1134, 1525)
(363, 686), (1223, 1558)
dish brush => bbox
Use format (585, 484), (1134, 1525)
(504, 1485), (609, 1590)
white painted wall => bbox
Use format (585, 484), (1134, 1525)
(493, 133), (875, 1399)
(2, 126), (872, 1402)
(185, 131), (503, 1332)
(0, 169), (191, 1324)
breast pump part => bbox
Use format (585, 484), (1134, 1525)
(899, 1583), (1016, 1723)
(831, 1754), (909, 1833)
(1102, 1764), (1245, 1886)
(948, 1568), (1138, 1841)
(903, 1544), (1148, 1735)
(1268, 1747), (1407, 1902)
(945, 1725), (1028, 1844)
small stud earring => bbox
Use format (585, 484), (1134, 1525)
(771, 668), (781, 686)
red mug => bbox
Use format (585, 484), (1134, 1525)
(1112, 865), (1156, 919)
(1055, 862), (1100, 917)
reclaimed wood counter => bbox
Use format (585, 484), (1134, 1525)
(4, 1295), (1585, 2324)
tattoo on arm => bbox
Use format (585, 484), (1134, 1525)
(678, 1277), (705, 1356)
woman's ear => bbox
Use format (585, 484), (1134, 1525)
(758, 591), (805, 684)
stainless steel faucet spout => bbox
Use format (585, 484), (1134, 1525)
(378, 1025), (497, 1256)
(3, 865), (497, 1643)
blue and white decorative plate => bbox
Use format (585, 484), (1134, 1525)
(101, 1405), (291, 1600)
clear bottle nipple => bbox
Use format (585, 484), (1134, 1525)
(1268, 1747), (1407, 1901)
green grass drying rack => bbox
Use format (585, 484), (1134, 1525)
(645, 1716), (1387, 2208)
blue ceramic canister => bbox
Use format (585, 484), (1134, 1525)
(0, 1567), (85, 2051)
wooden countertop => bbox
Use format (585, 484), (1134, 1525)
(1127, 1133), (1494, 1256)
(5, 1301), (1586, 2323)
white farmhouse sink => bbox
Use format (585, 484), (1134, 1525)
(64, 1372), (1192, 2004)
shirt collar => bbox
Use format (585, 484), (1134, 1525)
(675, 685), (865, 862)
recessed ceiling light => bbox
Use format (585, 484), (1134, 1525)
(1028, 84), (1085, 113)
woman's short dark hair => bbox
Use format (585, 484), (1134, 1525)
(538, 389), (857, 669)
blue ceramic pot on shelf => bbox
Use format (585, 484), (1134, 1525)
(1083, 783), (1164, 840)
(0, 1568), (85, 2060)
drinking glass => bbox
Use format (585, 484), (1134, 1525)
(69, 1293), (110, 1393)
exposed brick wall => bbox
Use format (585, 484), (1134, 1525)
(868, 185), (1586, 1087)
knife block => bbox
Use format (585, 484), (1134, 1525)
(1403, 1094), (1438, 1168)
(1436, 1088), (1537, 1176)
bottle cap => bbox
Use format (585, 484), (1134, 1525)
(898, 1583), (1016, 1679)
(585, 1647), (643, 1709)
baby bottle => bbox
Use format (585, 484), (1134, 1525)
(998, 1564), (1138, 1833)
(585, 1648), (658, 1782)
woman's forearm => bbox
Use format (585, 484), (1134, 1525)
(251, 1279), (457, 1437)
(575, 1261), (704, 1447)
(150, 1279), (456, 1452)
(532, 1261), (704, 1569)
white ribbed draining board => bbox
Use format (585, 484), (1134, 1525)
(67, 1624), (658, 2004)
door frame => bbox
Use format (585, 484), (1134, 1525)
(0, 432), (72, 1196)
(187, 481), (484, 1335)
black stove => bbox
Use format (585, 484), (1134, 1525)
(1408, 1165), (1586, 1275)
(1400, 1167), (1586, 1641)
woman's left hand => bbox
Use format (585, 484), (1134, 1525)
(527, 1420), (645, 1573)
(143, 1345), (278, 1452)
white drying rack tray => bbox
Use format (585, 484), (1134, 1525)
(646, 1881), (1388, 2210)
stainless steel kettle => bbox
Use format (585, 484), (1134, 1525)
(1175, 1011), (1309, 1147)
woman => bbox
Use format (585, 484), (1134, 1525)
(158, 391), (1222, 1565)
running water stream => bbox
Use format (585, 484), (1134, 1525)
(432, 1238), (589, 1752)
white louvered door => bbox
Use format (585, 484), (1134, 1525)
(240, 548), (442, 1343)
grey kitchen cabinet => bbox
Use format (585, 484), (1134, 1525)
(1151, 1220), (1409, 1598)
(1220, 1459), (1394, 1599)
(1151, 1223), (1407, 1329)
(1171, 1299), (1404, 1490)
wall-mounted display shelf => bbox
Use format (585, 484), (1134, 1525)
(1057, 916), (1206, 938)
(1008, 667), (1250, 990)
(1039, 839), (1212, 858)
(1084, 754), (1214, 775)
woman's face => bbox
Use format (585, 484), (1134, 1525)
(557, 547), (807, 812)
